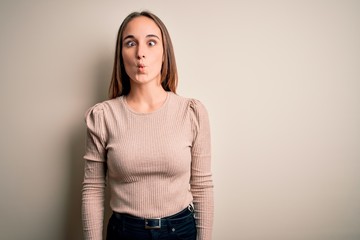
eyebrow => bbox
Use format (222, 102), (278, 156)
(123, 34), (160, 41)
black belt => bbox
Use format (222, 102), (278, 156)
(113, 205), (194, 229)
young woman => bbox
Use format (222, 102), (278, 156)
(82, 11), (213, 240)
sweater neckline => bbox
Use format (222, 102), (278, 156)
(121, 92), (171, 116)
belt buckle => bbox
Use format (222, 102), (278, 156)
(145, 218), (161, 229)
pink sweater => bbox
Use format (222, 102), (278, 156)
(82, 92), (213, 240)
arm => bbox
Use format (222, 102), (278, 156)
(189, 99), (214, 240)
(82, 104), (107, 240)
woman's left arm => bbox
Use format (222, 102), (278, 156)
(189, 99), (214, 240)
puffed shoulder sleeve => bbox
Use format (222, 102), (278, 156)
(82, 103), (107, 240)
(189, 99), (214, 240)
(84, 103), (107, 162)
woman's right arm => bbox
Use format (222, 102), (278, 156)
(82, 104), (107, 240)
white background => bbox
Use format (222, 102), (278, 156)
(0, 1), (359, 239)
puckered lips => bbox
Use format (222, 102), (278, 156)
(136, 63), (146, 73)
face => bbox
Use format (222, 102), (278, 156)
(121, 16), (164, 86)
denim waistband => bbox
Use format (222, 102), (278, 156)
(112, 205), (194, 229)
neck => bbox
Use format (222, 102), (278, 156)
(126, 83), (168, 113)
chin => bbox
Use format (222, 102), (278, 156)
(131, 75), (161, 85)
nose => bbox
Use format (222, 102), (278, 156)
(136, 44), (146, 59)
(137, 54), (145, 59)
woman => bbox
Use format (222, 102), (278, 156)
(82, 11), (213, 240)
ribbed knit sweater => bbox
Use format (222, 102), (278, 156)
(82, 92), (213, 240)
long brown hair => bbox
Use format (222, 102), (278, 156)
(109, 11), (178, 99)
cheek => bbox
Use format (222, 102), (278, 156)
(122, 51), (130, 63)
(155, 49), (164, 64)
(122, 51), (133, 69)
(121, 53), (133, 77)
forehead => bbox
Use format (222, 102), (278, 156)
(122, 16), (162, 39)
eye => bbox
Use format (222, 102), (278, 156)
(148, 40), (156, 46)
(125, 41), (136, 47)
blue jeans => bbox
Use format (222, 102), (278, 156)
(106, 206), (197, 240)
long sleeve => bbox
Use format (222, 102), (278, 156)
(82, 104), (107, 240)
(81, 94), (214, 240)
(189, 99), (214, 240)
